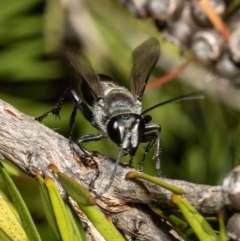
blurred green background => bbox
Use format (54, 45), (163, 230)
(0, 0), (239, 239)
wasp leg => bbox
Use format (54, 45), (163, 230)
(69, 105), (77, 141)
(77, 134), (107, 144)
(68, 88), (94, 124)
(36, 87), (71, 121)
(125, 114), (152, 168)
(36, 88), (94, 139)
(140, 123), (161, 176)
(128, 149), (137, 167)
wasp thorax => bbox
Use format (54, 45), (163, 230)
(107, 114), (145, 149)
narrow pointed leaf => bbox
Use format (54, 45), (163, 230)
(0, 0), (42, 23)
(0, 162), (41, 241)
(0, 195), (29, 241)
(0, 228), (13, 241)
(66, 203), (87, 241)
(148, 204), (194, 241)
(48, 165), (126, 241)
(218, 210), (227, 241)
(44, 177), (76, 241)
(80, 205), (126, 241)
(36, 172), (61, 240)
(171, 194), (217, 241)
(56, 172), (96, 206)
(126, 171), (184, 194)
(53, 170), (126, 241)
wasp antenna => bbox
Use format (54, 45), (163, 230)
(141, 92), (205, 115)
(98, 142), (125, 196)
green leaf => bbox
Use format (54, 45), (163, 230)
(80, 205), (126, 241)
(66, 203), (87, 241)
(0, 195), (29, 241)
(0, 162), (42, 241)
(126, 171), (184, 194)
(36, 173), (61, 240)
(44, 0), (65, 54)
(0, 40), (61, 81)
(218, 210), (227, 241)
(0, 0), (42, 23)
(148, 204), (195, 241)
(0, 228), (14, 241)
(171, 194), (217, 241)
(0, 16), (42, 44)
(54, 170), (126, 241)
(57, 172), (96, 206)
(44, 176), (77, 241)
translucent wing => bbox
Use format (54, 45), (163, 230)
(130, 38), (160, 100)
(64, 50), (103, 100)
(80, 74), (117, 106)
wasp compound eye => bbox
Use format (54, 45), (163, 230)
(107, 116), (124, 145)
(136, 117), (145, 140)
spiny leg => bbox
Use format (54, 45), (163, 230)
(154, 133), (161, 176)
(69, 105), (77, 140)
(123, 116), (150, 168)
(139, 132), (158, 172)
(36, 87), (73, 122)
(76, 133), (108, 195)
(36, 87), (94, 140)
(129, 155), (134, 167)
(128, 148), (138, 167)
(140, 123), (161, 175)
(77, 134), (107, 144)
(68, 89), (94, 124)
(77, 133), (107, 160)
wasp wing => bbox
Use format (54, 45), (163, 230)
(130, 38), (160, 100)
(81, 73), (118, 106)
(64, 50), (104, 100)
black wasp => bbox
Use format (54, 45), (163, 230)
(37, 38), (204, 194)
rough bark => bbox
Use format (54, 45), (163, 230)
(0, 99), (224, 241)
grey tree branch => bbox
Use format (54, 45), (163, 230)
(0, 99), (224, 241)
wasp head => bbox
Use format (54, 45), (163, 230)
(107, 114), (145, 153)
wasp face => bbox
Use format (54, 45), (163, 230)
(107, 114), (145, 152)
